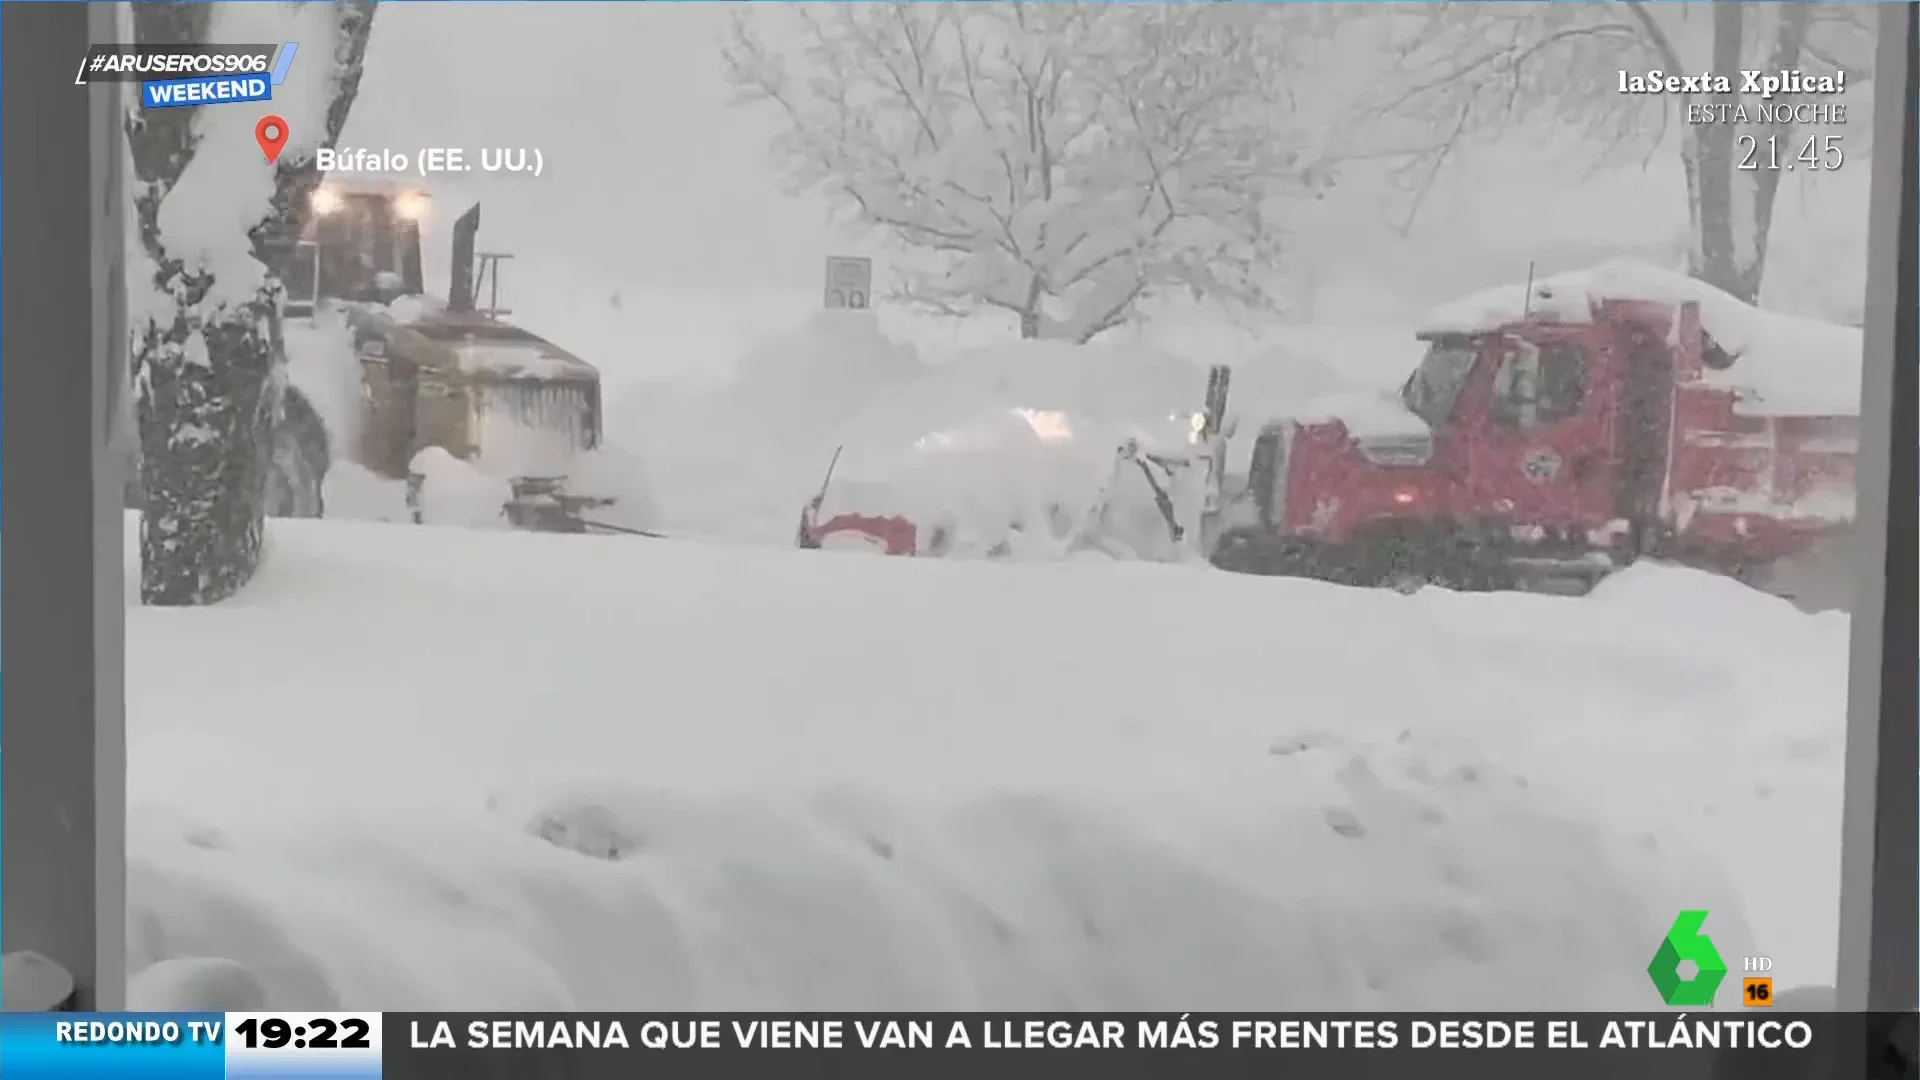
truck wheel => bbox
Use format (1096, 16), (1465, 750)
(1209, 532), (1313, 576)
(264, 385), (330, 518)
(1449, 542), (1514, 592)
(1369, 531), (1516, 593)
(1208, 536), (1263, 574)
(1353, 528), (1439, 592)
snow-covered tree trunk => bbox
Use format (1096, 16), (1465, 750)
(1679, 2), (1812, 304)
(129, 0), (376, 606)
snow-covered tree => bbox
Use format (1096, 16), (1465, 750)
(1352, 1), (1876, 304)
(128, 1), (376, 605)
(723, 3), (1324, 343)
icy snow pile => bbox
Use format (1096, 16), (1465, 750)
(612, 311), (926, 543)
(405, 447), (513, 529)
(281, 306), (365, 458)
(1424, 259), (1864, 417)
(821, 407), (1201, 561)
(125, 515), (1844, 1009)
(318, 463), (411, 525)
(624, 321), (1217, 549)
(820, 409), (1092, 553)
(811, 341), (1215, 560)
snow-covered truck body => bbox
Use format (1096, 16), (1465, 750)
(1210, 262), (1860, 602)
(799, 404), (1222, 562)
(795, 344), (1231, 562)
(347, 309), (603, 480)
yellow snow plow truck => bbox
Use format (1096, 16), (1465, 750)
(266, 178), (611, 531)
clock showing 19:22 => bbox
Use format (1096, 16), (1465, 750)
(225, 1012), (384, 1080)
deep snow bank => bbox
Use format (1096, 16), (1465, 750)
(282, 308), (365, 459)
(621, 322), (1221, 547)
(818, 341), (1218, 560)
(609, 311), (926, 542)
(820, 407), (1205, 562)
(126, 516), (1845, 1009)
(614, 303), (1452, 548)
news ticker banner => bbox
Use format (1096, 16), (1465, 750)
(73, 43), (301, 111)
(0, 1012), (1912, 1080)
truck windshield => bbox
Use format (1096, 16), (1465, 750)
(1401, 339), (1478, 426)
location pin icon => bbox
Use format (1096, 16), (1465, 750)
(255, 115), (289, 165)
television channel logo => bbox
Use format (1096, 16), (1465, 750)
(1647, 909), (1729, 1006)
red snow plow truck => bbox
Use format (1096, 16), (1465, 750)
(1208, 263), (1862, 607)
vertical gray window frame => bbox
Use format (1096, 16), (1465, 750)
(0, 0), (1907, 1022)
(1837, 0), (1918, 1016)
(0, 0), (127, 1011)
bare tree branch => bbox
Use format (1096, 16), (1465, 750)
(1347, 0), (1875, 303)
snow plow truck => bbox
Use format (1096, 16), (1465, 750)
(799, 262), (1860, 609)
(1208, 262), (1862, 609)
(266, 178), (611, 531)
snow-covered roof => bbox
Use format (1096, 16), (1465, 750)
(1423, 260), (1863, 418)
(446, 339), (589, 381)
(1295, 391), (1431, 440)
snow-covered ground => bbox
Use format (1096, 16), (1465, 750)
(125, 514), (1844, 1010)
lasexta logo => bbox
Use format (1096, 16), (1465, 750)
(1647, 909), (1729, 1006)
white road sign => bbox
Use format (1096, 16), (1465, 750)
(824, 256), (872, 310)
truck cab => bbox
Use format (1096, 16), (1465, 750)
(280, 181), (429, 317)
(1212, 281), (1859, 597)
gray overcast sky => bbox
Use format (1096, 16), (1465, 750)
(342, 2), (838, 291)
(336, 3), (1866, 318)
(339, 2), (1687, 300)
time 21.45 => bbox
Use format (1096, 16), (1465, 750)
(1737, 134), (1844, 171)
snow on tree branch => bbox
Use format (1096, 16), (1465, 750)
(128, 0), (377, 606)
(1343, 1), (1876, 303)
(148, 1), (374, 314)
(724, 3), (1322, 343)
